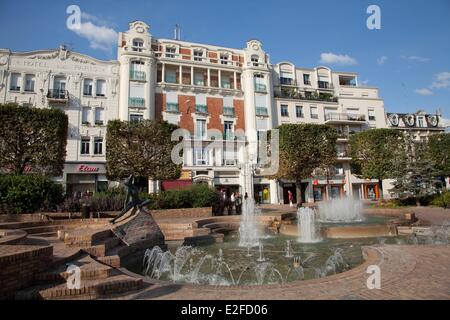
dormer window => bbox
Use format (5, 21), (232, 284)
(193, 50), (204, 62)
(251, 55), (259, 66)
(220, 53), (230, 65)
(166, 47), (176, 58)
(132, 39), (144, 52)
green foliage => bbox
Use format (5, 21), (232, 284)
(0, 174), (64, 214)
(106, 119), (182, 181)
(349, 128), (404, 180)
(270, 124), (338, 181)
(390, 135), (440, 204)
(0, 103), (68, 175)
(431, 191), (450, 209)
(427, 133), (450, 177)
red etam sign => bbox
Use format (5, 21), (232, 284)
(78, 165), (100, 173)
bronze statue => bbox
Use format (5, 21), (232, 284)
(110, 175), (151, 224)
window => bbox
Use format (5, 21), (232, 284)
(417, 116), (426, 128)
(165, 69), (177, 83)
(83, 79), (93, 96)
(94, 138), (103, 155)
(53, 76), (66, 92)
(82, 107), (90, 125)
(220, 53), (229, 65)
(251, 55), (259, 66)
(96, 80), (106, 96)
(296, 106), (304, 118)
(81, 138), (90, 155)
(10, 73), (21, 91)
(194, 148), (208, 166)
(132, 39), (144, 52)
(165, 47), (176, 58)
(333, 163), (344, 176)
(196, 119), (207, 139)
(193, 50), (204, 62)
(194, 72), (204, 86)
(368, 109), (376, 121)
(303, 74), (311, 85)
(254, 74), (266, 92)
(310, 106), (318, 119)
(224, 121), (233, 140)
(221, 77), (231, 89)
(281, 104), (289, 117)
(129, 114), (143, 122)
(25, 74), (35, 92)
(280, 71), (294, 85)
(95, 108), (104, 125)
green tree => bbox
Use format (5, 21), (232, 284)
(390, 135), (439, 206)
(349, 128), (404, 199)
(106, 119), (181, 181)
(427, 133), (450, 177)
(269, 124), (338, 195)
(0, 103), (68, 175)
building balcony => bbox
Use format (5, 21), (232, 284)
(223, 106), (235, 117)
(274, 88), (338, 103)
(254, 83), (267, 93)
(195, 104), (208, 114)
(325, 113), (366, 124)
(256, 106), (269, 117)
(129, 97), (145, 108)
(47, 89), (69, 103)
(130, 70), (146, 81)
(166, 102), (179, 113)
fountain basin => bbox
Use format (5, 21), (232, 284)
(280, 224), (397, 239)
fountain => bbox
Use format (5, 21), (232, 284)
(285, 240), (294, 258)
(257, 242), (267, 262)
(239, 198), (261, 247)
(297, 207), (322, 243)
(318, 198), (364, 223)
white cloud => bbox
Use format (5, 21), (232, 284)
(377, 56), (388, 65)
(431, 72), (450, 89)
(401, 55), (430, 63)
(415, 88), (433, 96)
(69, 12), (117, 52)
(319, 52), (357, 66)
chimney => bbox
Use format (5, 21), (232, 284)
(174, 24), (181, 40)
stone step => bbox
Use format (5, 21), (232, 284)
(35, 255), (113, 284)
(22, 225), (65, 235)
(32, 232), (58, 238)
(16, 274), (143, 300)
(97, 255), (121, 268)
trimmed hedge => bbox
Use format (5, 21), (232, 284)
(0, 174), (64, 214)
(431, 191), (450, 209)
(58, 184), (219, 213)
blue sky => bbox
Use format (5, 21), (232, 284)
(0, 0), (449, 118)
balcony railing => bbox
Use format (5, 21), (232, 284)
(256, 106), (269, 116)
(223, 106), (235, 117)
(195, 104), (208, 114)
(318, 81), (333, 89)
(254, 83), (267, 93)
(130, 70), (146, 81)
(325, 113), (366, 122)
(47, 89), (68, 100)
(166, 102), (179, 113)
(280, 77), (296, 86)
(223, 132), (235, 141)
(274, 88), (338, 102)
(129, 97), (145, 108)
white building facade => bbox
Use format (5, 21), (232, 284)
(2, 20), (444, 202)
(0, 45), (120, 195)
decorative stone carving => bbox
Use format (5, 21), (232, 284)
(0, 55), (8, 66)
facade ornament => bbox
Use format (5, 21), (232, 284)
(427, 115), (439, 127)
(388, 113), (399, 126)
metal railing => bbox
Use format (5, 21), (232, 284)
(195, 104), (208, 114)
(166, 102), (179, 113)
(129, 97), (145, 108)
(223, 106), (235, 117)
(325, 113), (366, 122)
(130, 70), (146, 81)
(256, 107), (268, 116)
(47, 89), (68, 100)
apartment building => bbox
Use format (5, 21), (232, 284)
(0, 45), (120, 194)
(269, 62), (387, 204)
(116, 21), (273, 195)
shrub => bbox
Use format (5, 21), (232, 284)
(0, 174), (64, 214)
(431, 191), (450, 209)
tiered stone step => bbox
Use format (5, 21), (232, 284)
(16, 273), (143, 300)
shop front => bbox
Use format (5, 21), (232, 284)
(63, 163), (108, 196)
(254, 184), (271, 204)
